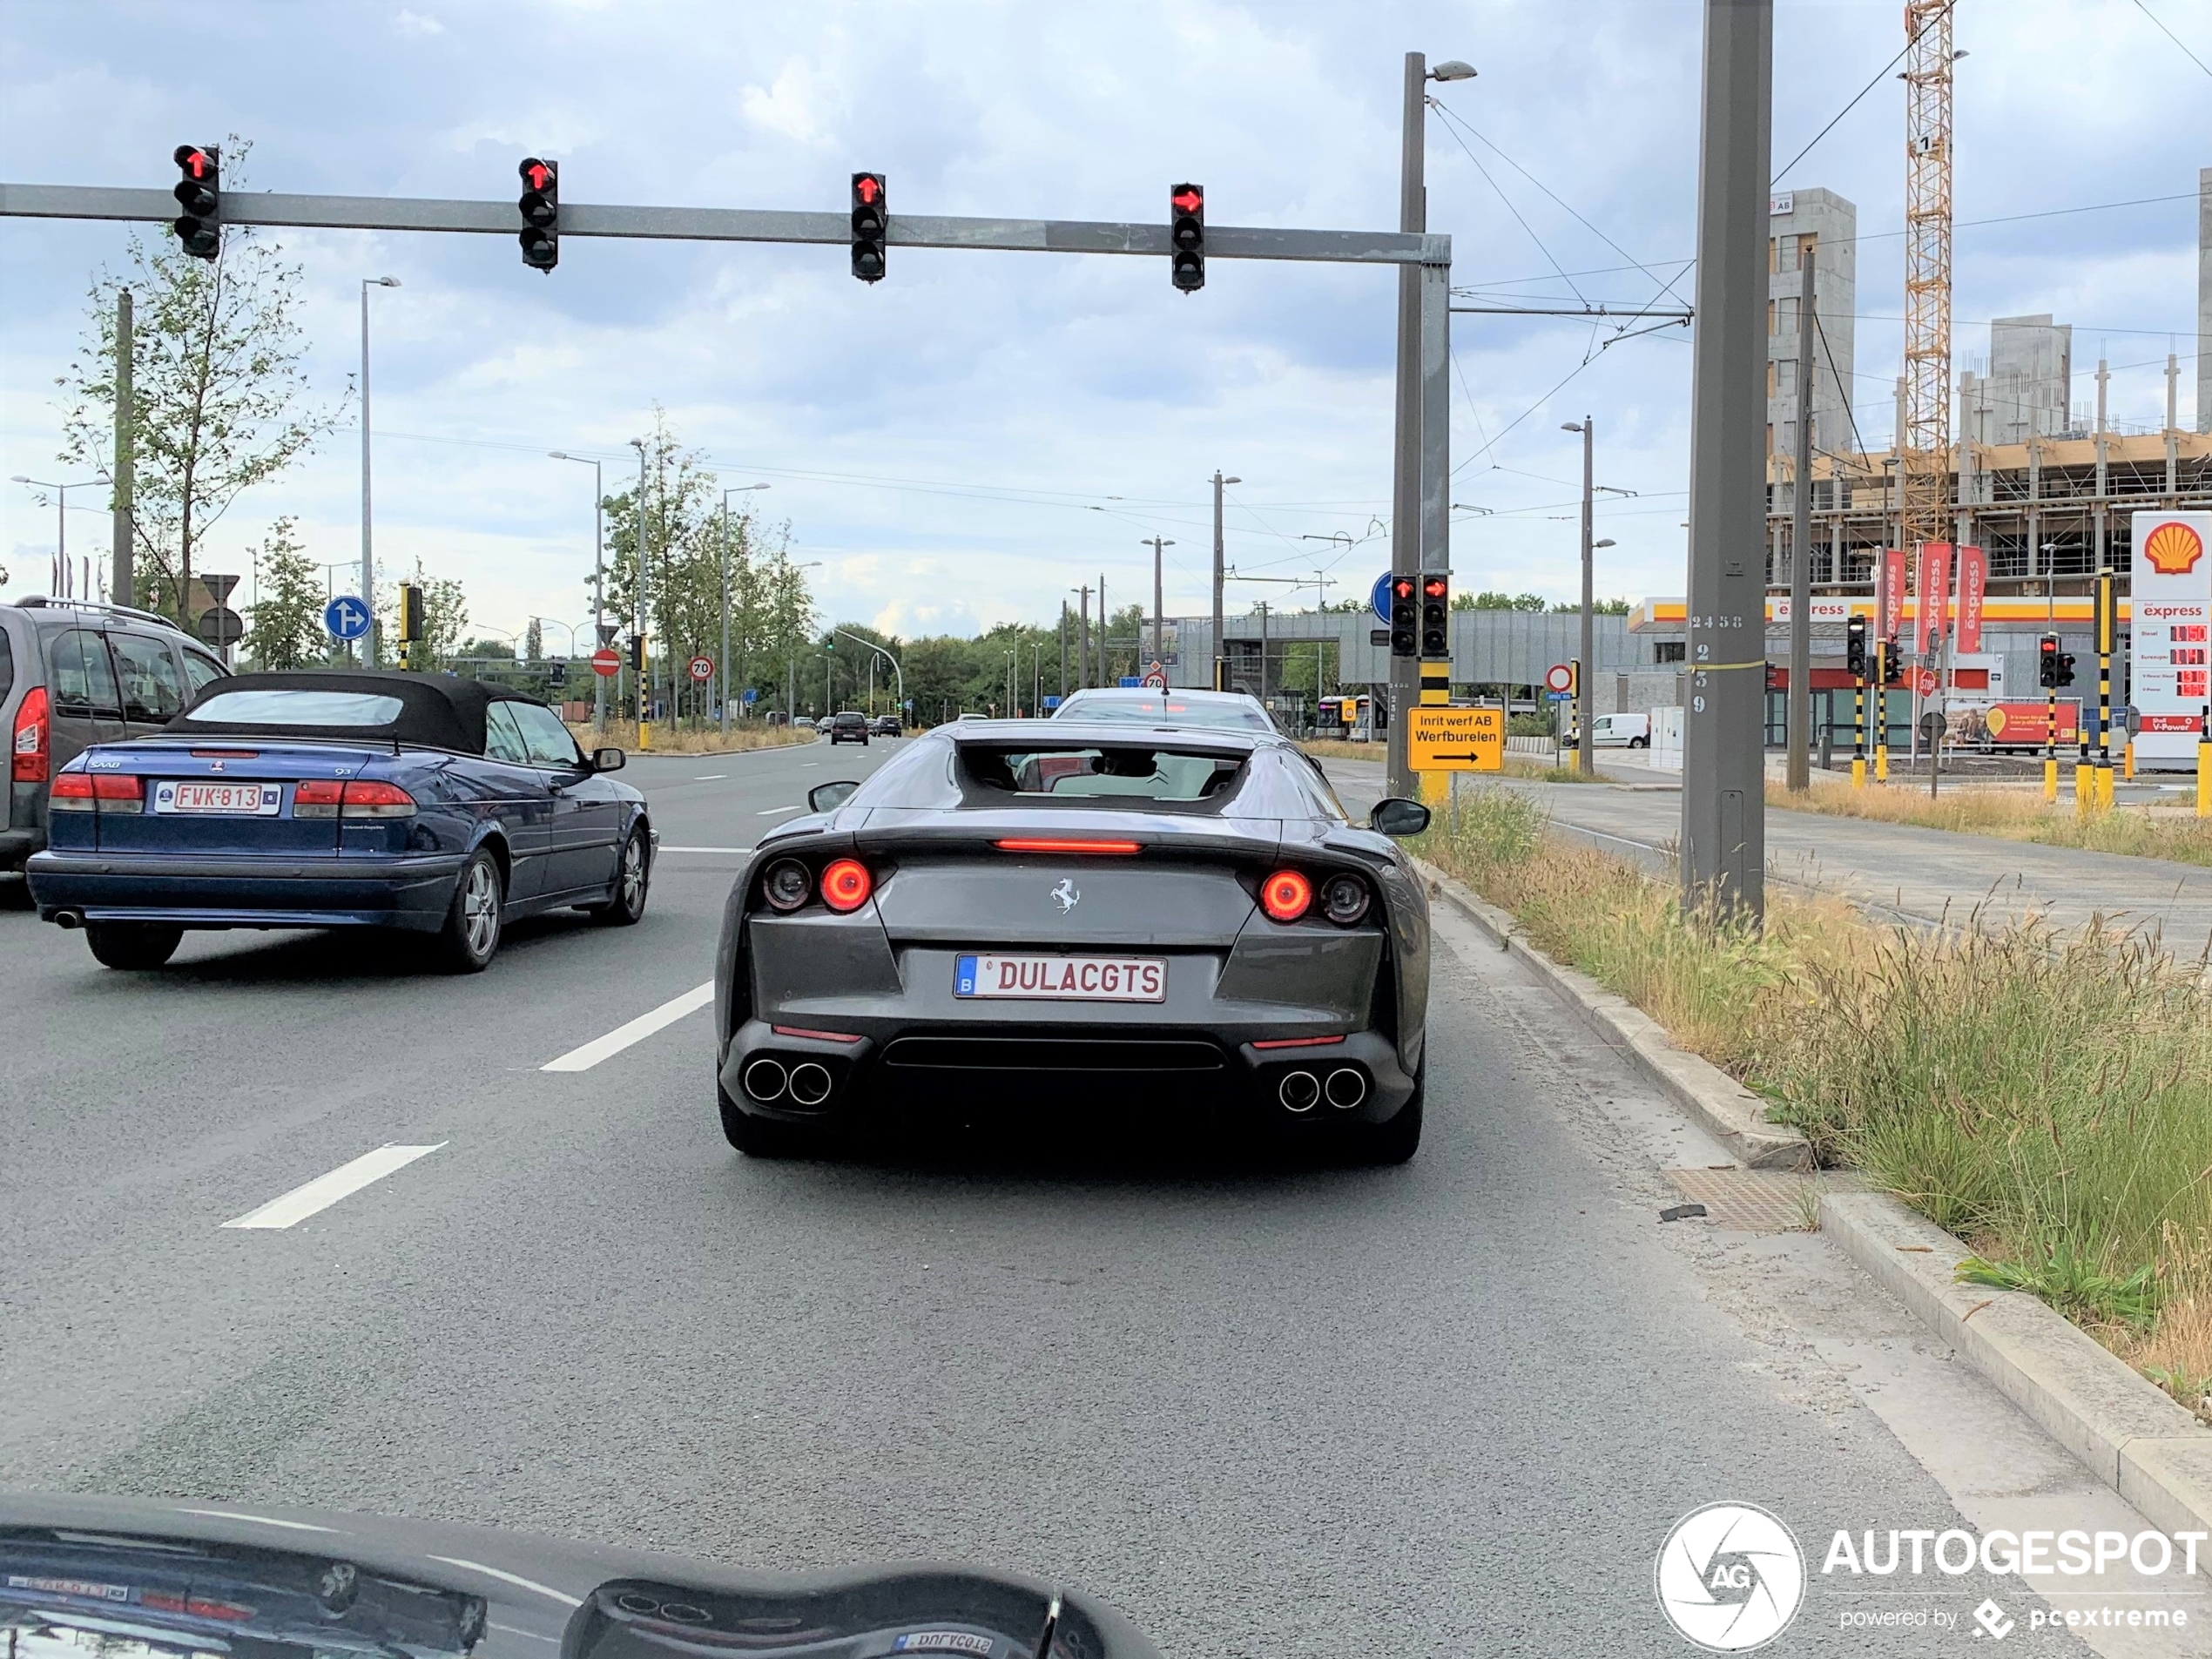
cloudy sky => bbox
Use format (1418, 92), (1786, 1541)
(1, 0), (2204, 647)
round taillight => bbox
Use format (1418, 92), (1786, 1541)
(820, 858), (873, 913)
(764, 859), (812, 912)
(1260, 869), (1312, 923)
(1320, 873), (1371, 925)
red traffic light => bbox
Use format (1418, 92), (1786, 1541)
(523, 159), (554, 191)
(1392, 577), (1416, 600)
(1422, 576), (1447, 600)
(1170, 186), (1203, 212)
(174, 146), (215, 179)
(854, 173), (882, 206)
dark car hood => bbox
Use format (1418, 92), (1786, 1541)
(0, 1494), (1157, 1659)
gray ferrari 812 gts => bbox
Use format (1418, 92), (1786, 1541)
(712, 719), (1432, 1160)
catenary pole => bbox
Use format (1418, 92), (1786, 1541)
(1786, 246), (1816, 790)
(111, 288), (133, 606)
(1387, 49), (1426, 799)
(1680, 0), (1771, 922)
(1577, 417), (1596, 776)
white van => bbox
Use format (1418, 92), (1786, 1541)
(1590, 711), (1650, 749)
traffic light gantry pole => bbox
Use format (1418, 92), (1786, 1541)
(3, 179), (1453, 793)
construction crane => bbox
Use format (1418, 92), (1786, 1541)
(1900, 1), (1957, 558)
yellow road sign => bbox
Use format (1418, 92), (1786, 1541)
(1407, 705), (1504, 772)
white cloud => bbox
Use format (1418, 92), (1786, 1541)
(394, 10), (445, 37)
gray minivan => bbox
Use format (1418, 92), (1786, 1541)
(3, 599), (231, 892)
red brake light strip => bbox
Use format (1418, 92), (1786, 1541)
(1251, 1035), (1347, 1049)
(994, 838), (1143, 854)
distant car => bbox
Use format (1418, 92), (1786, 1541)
(3, 598), (231, 888)
(1590, 712), (1651, 748)
(26, 671), (651, 973)
(827, 711), (871, 745)
(713, 718), (1432, 1162)
(871, 714), (901, 737)
(792, 716), (816, 731)
(1052, 687), (1278, 734)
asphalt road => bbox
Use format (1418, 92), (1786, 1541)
(5, 732), (2194, 1655)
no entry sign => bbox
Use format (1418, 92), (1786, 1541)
(590, 647), (621, 678)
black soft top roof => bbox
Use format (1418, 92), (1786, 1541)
(166, 671), (549, 753)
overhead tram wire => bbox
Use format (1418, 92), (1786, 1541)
(1769, 1), (1950, 185)
(2129, 0), (2212, 80)
(1426, 108), (1590, 308)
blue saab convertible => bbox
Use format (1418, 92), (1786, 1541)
(26, 671), (652, 972)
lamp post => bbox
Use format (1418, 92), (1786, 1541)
(1559, 419), (1632, 775)
(10, 475), (99, 600)
(360, 276), (400, 666)
(718, 483), (772, 735)
(1141, 536), (1175, 666)
(1210, 472), (1240, 690)
(548, 451), (605, 726)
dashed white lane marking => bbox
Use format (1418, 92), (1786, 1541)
(220, 1143), (446, 1231)
(541, 981), (715, 1072)
(693, 772), (727, 780)
(758, 804), (803, 816)
(659, 844), (752, 853)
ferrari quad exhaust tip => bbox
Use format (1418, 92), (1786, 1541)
(787, 1062), (833, 1108)
(743, 1057), (788, 1103)
(1278, 1070), (1321, 1113)
(1325, 1068), (1368, 1109)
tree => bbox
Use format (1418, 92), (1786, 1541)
(241, 516), (328, 669)
(524, 617), (543, 663)
(1453, 590), (1549, 611)
(55, 136), (347, 625)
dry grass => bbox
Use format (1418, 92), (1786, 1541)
(565, 720), (821, 756)
(1417, 784), (2212, 1413)
(1769, 777), (2212, 869)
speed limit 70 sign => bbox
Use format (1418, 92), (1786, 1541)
(687, 656), (714, 683)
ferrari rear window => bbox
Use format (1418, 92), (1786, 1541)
(961, 743), (1244, 803)
(186, 689), (406, 726)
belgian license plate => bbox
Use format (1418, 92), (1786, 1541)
(954, 954), (1166, 1002)
(152, 780), (282, 816)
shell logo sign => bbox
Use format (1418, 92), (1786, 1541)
(2143, 521), (2205, 577)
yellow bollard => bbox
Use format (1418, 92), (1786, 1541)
(2075, 762), (2094, 814)
(2200, 741), (2212, 819)
(1874, 745), (1889, 783)
(2125, 739), (2136, 780)
(2042, 757), (2058, 804)
(1851, 756), (1866, 788)
(638, 721), (652, 752)
(1418, 770), (1448, 809)
(2096, 765), (2115, 810)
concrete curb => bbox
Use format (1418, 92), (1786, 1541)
(1410, 852), (2212, 1549)
(1410, 856), (1810, 1170)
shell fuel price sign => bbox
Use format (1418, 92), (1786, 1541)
(1406, 705), (1505, 772)
(2132, 510), (2212, 765)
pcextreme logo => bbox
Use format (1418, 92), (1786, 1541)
(1655, 1503), (1805, 1651)
(2142, 521), (2206, 577)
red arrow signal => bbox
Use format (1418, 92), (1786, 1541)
(1170, 187), (1203, 212)
(855, 174), (881, 204)
(525, 162), (552, 191)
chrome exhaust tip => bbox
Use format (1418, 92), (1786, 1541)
(1278, 1070), (1321, 1113)
(786, 1062), (833, 1108)
(1325, 1067), (1368, 1109)
(53, 910), (84, 931)
(742, 1057), (788, 1103)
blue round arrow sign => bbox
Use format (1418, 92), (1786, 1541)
(324, 595), (371, 641)
(1370, 572), (1393, 623)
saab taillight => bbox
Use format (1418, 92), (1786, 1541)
(47, 768), (95, 811)
(48, 769), (142, 813)
(341, 780), (416, 819)
(820, 857), (873, 912)
(12, 687), (50, 782)
(293, 779), (343, 818)
(1260, 869), (1312, 922)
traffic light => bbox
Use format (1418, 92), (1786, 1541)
(2056, 651), (2076, 689)
(396, 583), (425, 647)
(172, 145), (220, 260)
(851, 173), (887, 283)
(518, 157), (558, 272)
(1844, 615), (1868, 678)
(1388, 574), (1417, 657)
(1170, 183), (1204, 292)
(629, 636), (644, 675)
(1420, 572), (1449, 657)
(2038, 632), (2060, 689)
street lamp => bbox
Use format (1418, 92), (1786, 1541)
(11, 475), (100, 601)
(360, 276), (400, 666)
(549, 451), (607, 727)
(1210, 473), (1241, 691)
(720, 482), (772, 736)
